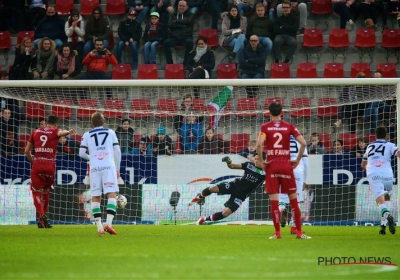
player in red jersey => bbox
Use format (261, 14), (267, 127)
(256, 102), (311, 239)
(25, 115), (75, 228)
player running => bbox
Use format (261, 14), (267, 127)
(256, 102), (311, 239)
(361, 126), (399, 235)
(25, 115), (75, 229)
(189, 155), (265, 225)
(79, 112), (121, 235)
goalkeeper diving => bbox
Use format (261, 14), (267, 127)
(189, 154), (265, 225)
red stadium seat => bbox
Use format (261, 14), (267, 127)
(381, 29), (400, 63)
(230, 133), (250, 153)
(108, 29), (115, 50)
(263, 97), (284, 117)
(366, 133), (376, 143)
(80, 0), (100, 16)
(129, 98), (152, 119)
(17, 31), (35, 45)
(317, 98), (338, 119)
(376, 63), (397, 78)
(354, 28), (376, 62)
(0, 31), (11, 64)
(350, 63), (371, 78)
(236, 98), (258, 118)
(165, 64), (185, 79)
(328, 28), (349, 63)
(290, 98), (311, 118)
(193, 98), (206, 114)
(296, 62), (317, 78)
(104, 0), (126, 15)
(112, 64), (132, 79)
(19, 134), (30, 154)
(138, 64), (158, 79)
(70, 134), (82, 143)
(310, 0), (332, 29)
(270, 63), (291, 79)
(198, 29), (218, 49)
(323, 63), (344, 78)
(302, 28), (324, 63)
(155, 98), (178, 118)
(338, 132), (358, 150)
(318, 133), (332, 152)
(26, 102), (46, 119)
(217, 63), (237, 79)
(56, 0), (74, 15)
(103, 98), (125, 118)
(134, 134), (143, 148)
(51, 99), (73, 118)
(77, 99), (98, 119)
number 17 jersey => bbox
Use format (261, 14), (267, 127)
(80, 127), (119, 168)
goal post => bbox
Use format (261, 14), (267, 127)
(0, 78), (399, 226)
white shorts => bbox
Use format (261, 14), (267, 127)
(279, 170), (304, 204)
(368, 173), (393, 200)
(89, 165), (119, 197)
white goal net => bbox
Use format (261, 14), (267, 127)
(0, 78), (398, 226)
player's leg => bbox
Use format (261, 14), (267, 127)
(197, 196), (238, 225)
(90, 171), (104, 234)
(278, 193), (289, 228)
(266, 163), (283, 239)
(289, 174), (305, 234)
(384, 194), (395, 234)
(30, 166), (46, 228)
(370, 178), (394, 235)
(102, 167), (119, 235)
(189, 184), (222, 206)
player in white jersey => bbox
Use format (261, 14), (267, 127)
(79, 112), (122, 235)
(361, 126), (399, 235)
(279, 135), (309, 234)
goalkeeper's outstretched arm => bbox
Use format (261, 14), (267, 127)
(222, 156), (242, 169)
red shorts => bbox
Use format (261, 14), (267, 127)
(30, 160), (55, 190)
(265, 159), (296, 194)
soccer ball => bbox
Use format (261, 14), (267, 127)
(116, 194), (127, 209)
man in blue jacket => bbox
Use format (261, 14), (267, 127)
(33, 6), (66, 49)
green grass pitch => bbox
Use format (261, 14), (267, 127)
(0, 225), (399, 279)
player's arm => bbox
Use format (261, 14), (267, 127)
(57, 128), (76, 138)
(79, 146), (90, 161)
(256, 132), (266, 166)
(114, 143), (122, 177)
(221, 156), (242, 169)
(361, 150), (368, 171)
(294, 135), (306, 168)
(302, 156), (309, 183)
(25, 141), (33, 163)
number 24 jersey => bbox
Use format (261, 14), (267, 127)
(362, 140), (399, 175)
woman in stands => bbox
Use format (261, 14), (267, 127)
(53, 44), (81, 80)
(32, 37), (56, 80)
(65, 9), (85, 63)
(197, 128), (226, 155)
(84, 6), (110, 57)
(9, 37), (37, 80)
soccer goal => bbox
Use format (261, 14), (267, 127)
(0, 78), (399, 226)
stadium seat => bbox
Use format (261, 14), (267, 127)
(217, 63), (237, 79)
(328, 28), (349, 63)
(323, 63), (344, 78)
(104, 0), (126, 15)
(310, 0), (332, 29)
(270, 63), (291, 78)
(263, 97), (284, 117)
(138, 64), (158, 79)
(103, 98), (125, 118)
(129, 98), (152, 119)
(376, 63), (397, 78)
(338, 132), (357, 150)
(134, 134), (143, 148)
(198, 29), (218, 49)
(77, 99), (98, 119)
(381, 29), (400, 63)
(155, 98), (178, 118)
(108, 29), (115, 50)
(56, 0), (74, 15)
(316, 98), (338, 128)
(80, 0), (100, 16)
(19, 134), (30, 154)
(302, 28), (324, 63)
(26, 102), (46, 119)
(0, 31), (11, 65)
(318, 132), (332, 152)
(296, 62), (317, 78)
(236, 98), (258, 118)
(354, 28), (376, 63)
(366, 133), (376, 143)
(112, 64), (132, 79)
(193, 98), (206, 114)
(17, 31), (35, 45)
(51, 99), (73, 118)
(165, 64), (185, 79)
(229, 133), (250, 153)
(70, 134), (82, 143)
(350, 63), (371, 78)
(290, 98), (311, 118)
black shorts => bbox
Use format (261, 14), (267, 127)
(217, 182), (247, 213)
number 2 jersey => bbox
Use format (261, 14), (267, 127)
(80, 127), (119, 168)
(28, 126), (60, 159)
(362, 140), (399, 176)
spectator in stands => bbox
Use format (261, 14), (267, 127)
(33, 6), (66, 49)
(173, 94), (204, 133)
(198, 128), (226, 154)
(115, 119), (135, 153)
(385, 0), (400, 29)
(180, 112), (204, 154)
(124, 136), (153, 155)
(0, 0), (25, 33)
(26, 0), (47, 31)
(235, 0), (256, 16)
(53, 44), (81, 80)
(0, 70), (9, 80)
(0, 108), (19, 143)
(332, 0), (356, 30)
(32, 37), (56, 80)
(143, 12), (166, 64)
(128, 0), (151, 25)
(152, 126), (173, 156)
(276, 0), (307, 35)
(167, 0), (205, 16)
(273, 0), (298, 63)
(151, 0), (172, 24)
(9, 37), (37, 80)
(239, 35), (266, 79)
(116, 9), (142, 70)
(205, 0), (228, 30)
(65, 9), (85, 64)
(354, 0), (384, 31)
(246, 3), (274, 58)
(307, 132), (328, 154)
(238, 139), (267, 159)
(186, 36), (215, 99)
(331, 139), (348, 154)
(84, 7), (110, 58)
(163, 0), (194, 65)
(1, 129), (19, 157)
(219, 5), (247, 62)
(350, 137), (367, 158)
(57, 136), (80, 156)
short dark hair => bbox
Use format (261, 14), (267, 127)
(375, 126), (387, 139)
(268, 102), (282, 117)
(121, 118), (130, 124)
(47, 115), (59, 125)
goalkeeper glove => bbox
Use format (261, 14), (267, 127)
(222, 156), (232, 164)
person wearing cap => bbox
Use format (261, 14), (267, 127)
(128, 0), (151, 25)
(124, 136), (153, 155)
(116, 8), (142, 69)
(143, 11), (166, 64)
(152, 126), (173, 156)
(150, 0), (171, 24)
(65, 9), (85, 63)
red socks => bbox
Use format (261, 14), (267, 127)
(32, 192), (44, 216)
(270, 200), (281, 236)
(42, 192), (50, 214)
(290, 198), (302, 236)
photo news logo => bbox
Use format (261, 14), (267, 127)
(318, 257), (397, 266)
